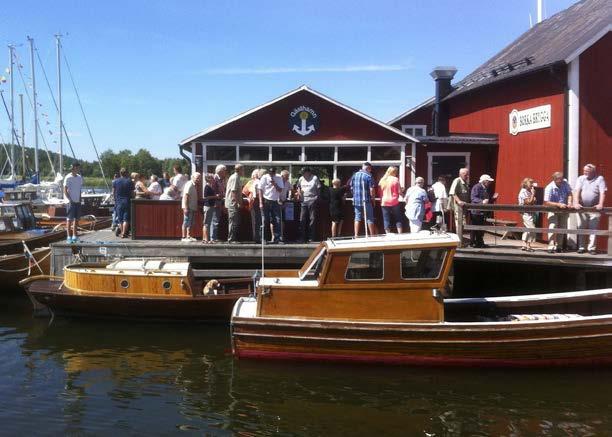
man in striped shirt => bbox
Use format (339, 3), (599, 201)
(350, 162), (377, 237)
(543, 171), (574, 253)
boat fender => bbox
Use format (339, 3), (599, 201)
(432, 288), (441, 299)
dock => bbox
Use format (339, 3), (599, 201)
(49, 229), (612, 294)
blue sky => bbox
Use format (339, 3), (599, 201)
(0, 0), (577, 161)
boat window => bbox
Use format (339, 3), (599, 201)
(345, 252), (384, 281)
(162, 280), (172, 290)
(299, 248), (327, 281)
(120, 279), (130, 289)
(400, 249), (446, 280)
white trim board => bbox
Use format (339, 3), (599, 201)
(180, 85), (418, 145)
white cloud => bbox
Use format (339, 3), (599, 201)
(202, 63), (413, 75)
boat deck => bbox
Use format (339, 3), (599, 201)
(48, 228), (612, 277)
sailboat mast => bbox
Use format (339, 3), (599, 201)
(8, 45), (15, 179)
(55, 34), (63, 174)
(19, 93), (25, 177)
(28, 37), (39, 176)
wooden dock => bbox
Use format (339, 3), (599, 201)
(50, 229), (612, 276)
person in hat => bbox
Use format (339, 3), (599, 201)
(469, 174), (498, 248)
(63, 162), (84, 243)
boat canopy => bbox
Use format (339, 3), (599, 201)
(324, 232), (460, 252)
(105, 260), (190, 275)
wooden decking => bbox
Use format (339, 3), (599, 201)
(48, 228), (612, 276)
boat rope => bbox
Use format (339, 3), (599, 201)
(34, 45), (77, 163)
(13, 50), (58, 175)
(0, 250), (51, 273)
(61, 45), (110, 191)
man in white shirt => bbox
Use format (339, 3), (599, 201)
(63, 162), (84, 243)
(181, 172), (201, 242)
(171, 164), (188, 196)
(574, 163), (607, 254)
(225, 164), (243, 243)
(431, 176), (449, 226)
(258, 167), (283, 243)
(296, 167), (321, 243)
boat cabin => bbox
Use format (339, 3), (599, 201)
(256, 233), (460, 322)
(0, 202), (38, 233)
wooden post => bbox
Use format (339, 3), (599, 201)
(456, 203), (464, 247)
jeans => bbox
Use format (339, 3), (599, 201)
(299, 201), (318, 242)
(263, 200), (281, 242)
(577, 211), (600, 251)
(227, 205), (240, 242)
(382, 204), (402, 232)
(210, 205), (221, 241)
(250, 202), (262, 243)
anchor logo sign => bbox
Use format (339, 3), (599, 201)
(289, 106), (319, 137)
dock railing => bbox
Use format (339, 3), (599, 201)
(455, 203), (612, 255)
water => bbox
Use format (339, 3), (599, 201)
(1, 293), (610, 436)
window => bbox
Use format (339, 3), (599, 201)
(338, 146), (367, 161)
(401, 125), (426, 137)
(400, 249), (446, 280)
(272, 147), (301, 161)
(300, 248), (327, 281)
(371, 146), (401, 161)
(345, 252), (384, 280)
(239, 146), (268, 161)
(305, 147), (334, 161)
(207, 145), (235, 161)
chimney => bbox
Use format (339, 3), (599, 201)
(430, 66), (457, 137)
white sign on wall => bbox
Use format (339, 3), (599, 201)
(509, 104), (551, 135)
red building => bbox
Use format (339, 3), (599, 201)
(389, 0), (611, 245)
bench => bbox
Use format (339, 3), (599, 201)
(485, 218), (518, 240)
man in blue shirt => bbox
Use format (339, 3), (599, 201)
(470, 174), (498, 248)
(544, 171), (574, 253)
(112, 167), (135, 238)
(350, 162), (377, 237)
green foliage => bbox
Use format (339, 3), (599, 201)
(0, 143), (188, 181)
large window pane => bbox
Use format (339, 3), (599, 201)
(371, 146), (401, 161)
(345, 252), (384, 280)
(239, 146), (269, 161)
(272, 147), (301, 161)
(305, 147), (334, 161)
(400, 249), (446, 280)
(207, 145), (235, 161)
(338, 146), (367, 161)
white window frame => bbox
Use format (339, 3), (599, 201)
(427, 152), (471, 185)
(400, 125), (425, 187)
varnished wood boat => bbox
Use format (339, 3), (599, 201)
(0, 202), (66, 254)
(36, 214), (113, 231)
(20, 259), (253, 321)
(231, 233), (612, 367)
(0, 246), (51, 290)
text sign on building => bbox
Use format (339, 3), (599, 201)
(509, 104), (551, 135)
(289, 106), (319, 136)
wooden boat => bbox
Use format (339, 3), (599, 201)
(20, 259), (253, 321)
(0, 202), (66, 254)
(0, 246), (51, 290)
(231, 233), (612, 367)
(36, 213), (113, 231)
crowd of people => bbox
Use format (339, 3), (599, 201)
(102, 160), (606, 254)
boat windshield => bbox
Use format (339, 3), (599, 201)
(299, 248), (327, 281)
(400, 248), (447, 280)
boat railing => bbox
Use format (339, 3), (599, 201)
(455, 203), (612, 254)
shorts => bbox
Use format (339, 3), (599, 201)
(115, 200), (130, 223)
(354, 202), (375, 225)
(183, 210), (195, 228)
(202, 206), (214, 227)
(67, 202), (81, 221)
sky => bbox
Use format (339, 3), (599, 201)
(0, 0), (578, 162)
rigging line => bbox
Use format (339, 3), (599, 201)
(34, 45), (76, 161)
(62, 46), (110, 191)
(13, 51), (56, 175)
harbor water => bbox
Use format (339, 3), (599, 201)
(1, 293), (610, 436)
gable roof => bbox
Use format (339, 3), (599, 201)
(180, 85), (417, 145)
(390, 0), (611, 122)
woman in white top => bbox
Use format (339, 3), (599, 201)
(148, 175), (163, 200)
(518, 177), (537, 251)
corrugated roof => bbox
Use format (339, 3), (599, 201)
(390, 0), (612, 121)
(446, 0), (611, 100)
(417, 134), (498, 145)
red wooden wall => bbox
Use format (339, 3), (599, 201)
(448, 69), (566, 214)
(579, 32), (611, 247)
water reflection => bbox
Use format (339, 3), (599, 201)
(1, 295), (610, 435)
